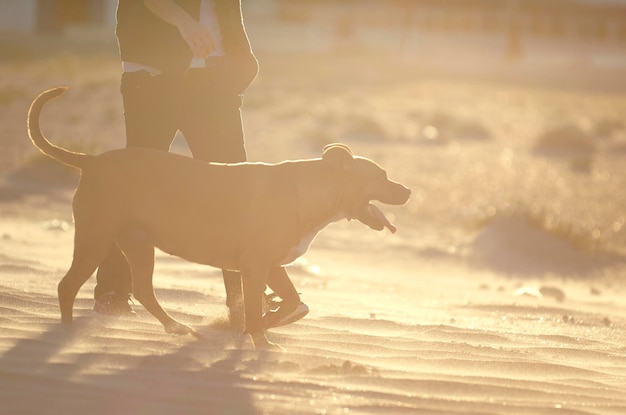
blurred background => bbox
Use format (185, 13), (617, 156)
(2, 0), (625, 65)
(1, 0), (625, 273)
(2, 0), (626, 78)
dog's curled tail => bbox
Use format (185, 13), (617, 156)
(27, 87), (91, 170)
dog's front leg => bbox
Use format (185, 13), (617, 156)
(241, 265), (282, 351)
(222, 269), (244, 330)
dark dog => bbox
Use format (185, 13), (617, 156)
(28, 87), (411, 349)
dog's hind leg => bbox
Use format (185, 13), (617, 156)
(116, 232), (195, 336)
(58, 230), (113, 325)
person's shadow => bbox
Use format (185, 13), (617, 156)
(0, 285), (267, 415)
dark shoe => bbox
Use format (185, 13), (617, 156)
(94, 291), (137, 316)
(263, 292), (309, 327)
(272, 301), (309, 328)
(229, 293), (309, 329)
(264, 302), (309, 328)
(263, 292), (282, 313)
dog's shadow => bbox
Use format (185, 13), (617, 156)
(0, 290), (273, 415)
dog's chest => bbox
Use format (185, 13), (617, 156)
(280, 212), (345, 265)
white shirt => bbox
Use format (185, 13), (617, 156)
(123, 0), (224, 74)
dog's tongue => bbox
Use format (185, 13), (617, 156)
(354, 203), (397, 233)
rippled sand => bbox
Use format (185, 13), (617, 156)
(1, 40), (626, 414)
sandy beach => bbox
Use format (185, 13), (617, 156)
(2, 28), (626, 414)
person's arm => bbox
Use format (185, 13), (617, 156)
(144, 0), (214, 58)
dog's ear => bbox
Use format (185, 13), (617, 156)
(322, 143), (353, 165)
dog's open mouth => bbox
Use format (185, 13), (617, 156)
(352, 202), (397, 233)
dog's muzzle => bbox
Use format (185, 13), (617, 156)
(351, 183), (411, 233)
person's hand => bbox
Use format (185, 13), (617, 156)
(144, 0), (216, 59)
(177, 18), (215, 59)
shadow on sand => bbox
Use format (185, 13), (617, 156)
(0, 288), (268, 415)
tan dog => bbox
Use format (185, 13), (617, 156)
(28, 87), (411, 349)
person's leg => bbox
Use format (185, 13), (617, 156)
(265, 267), (299, 310)
(122, 71), (181, 151)
(180, 69), (308, 328)
(180, 69), (247, 163)
(179, 68), (248, 325)
(264, 267), (308, 328)
(94, 71), (180, 311)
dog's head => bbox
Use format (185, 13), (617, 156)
(322, 144), (411, 233)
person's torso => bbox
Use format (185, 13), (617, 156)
(116, 0), (254, 75)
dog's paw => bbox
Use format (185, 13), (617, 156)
(262, 341), (286, 353)
(249, 331), (286, 352)
(164, 321), (196, 336)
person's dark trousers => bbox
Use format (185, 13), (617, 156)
(95, 67), (248, 303)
